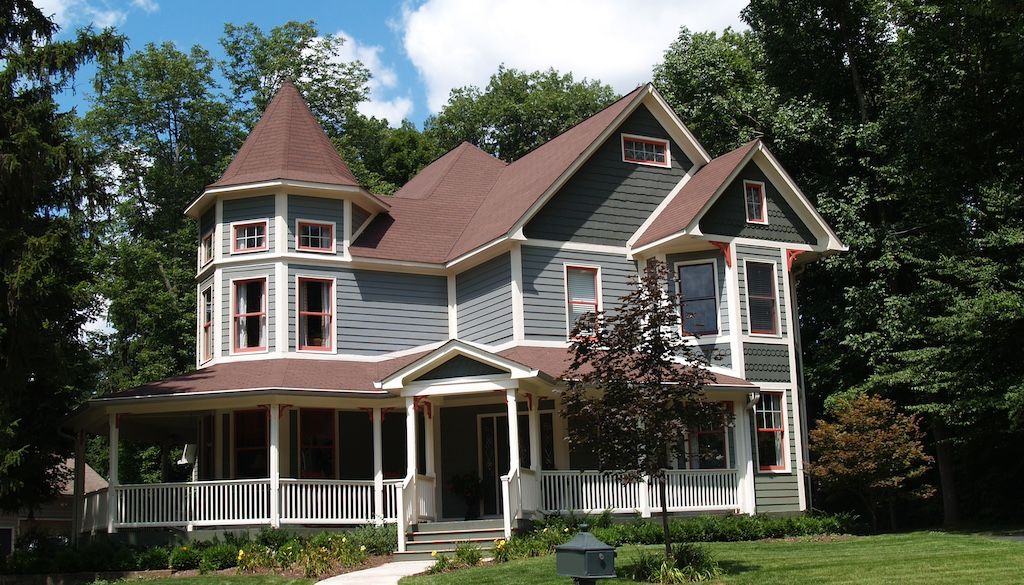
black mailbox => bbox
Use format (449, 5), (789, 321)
(555, 524), (616, 584)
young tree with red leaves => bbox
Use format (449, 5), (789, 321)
(562, 260), (724, 558)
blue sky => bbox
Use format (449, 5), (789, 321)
(40, 0), (747, 128)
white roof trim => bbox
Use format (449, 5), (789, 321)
(185, 180), (389, 218)
(377, 339), (540, 391)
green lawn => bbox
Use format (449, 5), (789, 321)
(120, 576), (313, 585)
(400, 532), (1024, 585)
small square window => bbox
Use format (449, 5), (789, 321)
(232, 221), (268, 253)
(297, 221), (334, 252)
(622, 135), (670, 168)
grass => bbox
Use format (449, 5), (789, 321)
(400, 531), (1024, 584)
(116, 576), (313, 585)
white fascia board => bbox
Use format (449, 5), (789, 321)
(378, 340), (538, 390)
(186, 180), (387, 219)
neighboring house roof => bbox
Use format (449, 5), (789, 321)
(633, 139), (760, 248)
(208, 80), (360, 189)
(350, 86), (647, 263)
(61, 459), (108, 495)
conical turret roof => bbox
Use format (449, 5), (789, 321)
(210, 80), (360, 189)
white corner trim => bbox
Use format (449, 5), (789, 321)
(213, 267), (223, 359)
(447, 273), (458, 339)
(275, 262), (287, 355)
(342, 199), (352, 260)
(510, 244), (525, 341)
(727, 243), (745, 376)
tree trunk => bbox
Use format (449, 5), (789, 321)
(932, 420), (960, 527)
(659, 476), (671, 559)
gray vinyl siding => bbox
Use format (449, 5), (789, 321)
(736, 245), (788, 336)
(521, 246), (637, 341)
(287, 265), (448, 354)
(416, 355), (506, 381)
(699, 160), (817, 245)
(456, 253), (514, 345)
(351, 204), (371, 234)
(199, 207), (215, 235)
(666, 250), (730, 335)
(221, 264), (276, 353)
(286, 195), (344, 253)
(524, 105), (692, 245)
(752, 388), (801, 513)
(744, 343), (792, 383)
(222, 196), (276, 255)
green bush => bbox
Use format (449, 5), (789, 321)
(593, 513), (855, 547)
(671, 543), (721, 582)
(453, 542), (482, 567)
(618, 544), (720, 584)
(135, 546), (170, 570)
(348, 524), (398, 556)
(255, 527), (293, 550)
(236, 543), (275, 573)
(426, 552), (454, 574)
(199, 543), (238, 573)
(169, 545), (201, 571)
(275, 538), (303, 569)
(299, 541), (333, 578)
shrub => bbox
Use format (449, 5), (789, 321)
(255, 527), (293, 550)
(275, 538), (303, 569)
(236, 543), (275, 573)
(453, 542), (482, 567)
(135, 546), (170, 570)
(199, 543), (238, 573)
(426, 551), (454, 574)
(169, 545), (201, 571)
(299, 542), (333, 578)
(671, 543), (720, 582)
(619, 545), (720, 584)
(617, 548), (666, 582)
(349, 524), (398, 556)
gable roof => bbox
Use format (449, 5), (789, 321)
(633, 139), (760, 248)
(209, 81), (360, 189)
(350, 86), (649, 264)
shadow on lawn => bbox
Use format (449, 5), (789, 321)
(718, 559), (760, 576)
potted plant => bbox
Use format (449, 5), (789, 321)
(449, 473), (483, 520)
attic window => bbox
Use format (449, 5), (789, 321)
(622, 134), (670, 168)
(744, 181), (768, 224)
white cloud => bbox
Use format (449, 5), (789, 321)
(34, 0), (126, 29)
(130, 0), (159, 13)
(336, 30), (414, 127)
(401, 0), (748, 112)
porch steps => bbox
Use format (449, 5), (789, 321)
(396, 519), (505, 561)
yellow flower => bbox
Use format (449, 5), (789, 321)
(542, 528), (548, 533)
(342, 537), (348, 543)
(181, 546), (188, 551)
(563, 527), (569, 533)
(359, 545), (366, 552)
(431, 550), (438, 557)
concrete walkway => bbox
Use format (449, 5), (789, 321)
(316, 560), (433, 585)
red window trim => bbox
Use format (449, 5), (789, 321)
(746, 261), (778, 335)
(744, 181), (768, 225)
(200, 230), (215, 265)
(201, 287), (213, 363)
(296, 220), (335, 253)
(233, 277), (267, 353)
(297, 277), (333, 351)
(566, 266), (600, 340)
(299, 408), (336, 479)
(756, 392), (786, 471)
(233, 409), (269, 478)
(621, 134), (671, 168)
(231, 220), (269, 254)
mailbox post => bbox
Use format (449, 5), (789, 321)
(555, 524), (616, 584)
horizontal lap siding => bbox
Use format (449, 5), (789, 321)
(200, 208), (215, 235)
(666, 250), (730, 336)
(456, 253), (513, 345)
(521, 246), (637, 341)
(752, 388), (801, 513)
(699, 160), (817, 245)
(287, 195), (344, 253)
(223, 196), (275, 255)
(736, 245), (788, 336)
(337, 268), (448, 354)
(221, 264), (276, 354)
(524, 105), (691, 245)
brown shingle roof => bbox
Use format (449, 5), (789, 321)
(350, 86), (647, 263)
(62, 459), (108, 495)
(209, 81), (360, 189)
(633, 139), (759, 248)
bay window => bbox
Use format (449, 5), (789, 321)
(756, 392), (786, 471)
(200, 231), (214, 265)
(200, 286), (213, 362)
(232, 221), (268, 253)
(298, 277), (333, 351)
(678, 262), (718, 335)
(745, 261), (778, 335)
(233, 278), (267, 352)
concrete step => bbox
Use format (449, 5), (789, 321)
(408, 527), (505, 541)
(410, 519), (504, 532)
(404, 537), (496, 553)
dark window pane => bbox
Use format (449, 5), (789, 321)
(749, 298), (776, 333)
(682, 298), (717, 334)
(746, 263), (774, 297)
(679, 264), (715, 299)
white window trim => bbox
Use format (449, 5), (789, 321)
(229, 275), (270, 356)
(294, 274), (337, 354)
(199, 228), (215, 269)
(743, 180), (769, 225)
(199, 284), (214, 365)
(294, 218), (338, 254)
(229, 218), (271, 255)
(741, 258), (783, 338)
(563, 263), (603, 340)
(673, 258), (721, 338)
(621, 133), (671, 169)
(754, 390), (791, 474)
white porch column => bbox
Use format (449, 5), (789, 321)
(72, 431), (86, 543)
(424, 402), (435, 477)
(506, 388), (520, 472)
(405, 397), (417, 478)
(372, 407), (384, 525)
(639, 475), (652, 518)
(107, 413), (119, 534)
(528, 395), (541, 472)
(738, 401), (757, 515)
(269, 403), (281, 528)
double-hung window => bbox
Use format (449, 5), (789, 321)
(233, 278), (267, 352)
(297, 221), (334, 253)
(744, 181), (767, 224)
(298, 277), (333, 351)
(299, 409), (335, 479)
(622, 134), (670, 168)
(745, 261), (778, 335)
(234, 409), (268, 479)
(678, 262), (718, 335)
(756, 392), (786, 471)
(200, 287), (213, 362)
(232, 221), (268, 253)
(566, 266), (599, 338)
(200, 231), (214, 265)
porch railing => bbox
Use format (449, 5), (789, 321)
(540, 469), (739, 515)
(280, 479), (376, 524)
(81, 487), (108, 533)
(416, 474), (436, 522)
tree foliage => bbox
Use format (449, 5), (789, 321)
(808, 394), (934, 531)
(0, 0), (123, 513)
(562, 260), (722, 556)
